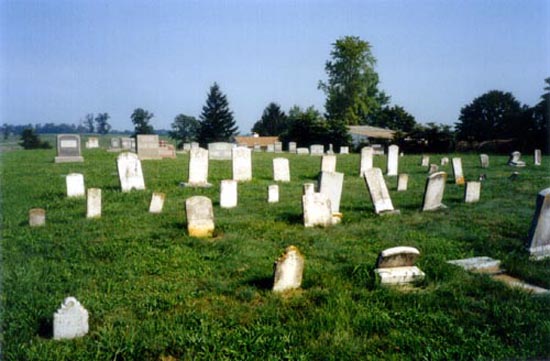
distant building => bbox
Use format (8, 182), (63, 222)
(234, 135), (279, 149)
(348, 125), (396, 146)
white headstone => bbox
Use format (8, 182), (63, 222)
(464, 181), (481, 203)
(149, 192), (165, 213)
(320, 155), (337, 173)
(53, 297), (89, 340)
(302, 192), (333, 227)
(268, 185), (279, 203)
(85, 137), (99, 149)
(296, 147), (309, 155)
(266, 144), (275, 152)
(534, 149), (542, 166)
(117, 152), (145, 192)
(55, 134), (84, 163)
(232, 147), (252, 181)
(397, 174), (408, 191)
(386, 145), (399, 176)
(272, 246), (304, 292)
(480, 154), (489, 168)
(86, 188), (101, 218)
(273, 158), (290, 182)
(309, 144), (324, 156)
(120, 137), (133, 150)
(66, 173), (85, 198)
(319, 171), (344, 215)
(288, 142), (297, 153)
(137, 134), (161, 160)
(339, 146), (349, 154)
(363, 168), (399, 215)
(440, 157), (449, 166)
(303, 183), (315, 195)
(428, 164), (439, 174)
(452, 157), (465, 185)
(220, 180), (238, 208)
(527, 188), (550, 260)
(185, 196), (215, 237)
(421, 155), (430, 167)
(508, 151), (526, 167)
(374, 246), (425, 285)
(422, 171), (447, 211)
(29, 208), (45, 227)
(185, 147), (211, 187)
(274, 141), (283, 153)
(208, 142), (234, 160)
(360, 147), (374, 177)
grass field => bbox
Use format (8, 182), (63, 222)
(1, 143), (550, 360)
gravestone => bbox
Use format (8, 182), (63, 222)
(374, 246), (425, 285)
(85, 137), (99, 149)
(302, 192), (333, 227)
(86, 188), (101, 218)
(130, 138), (136, 151)
(440, 157), (449, 166)
(185, 196), (215, 237)
(273, 158), (290, 182)
(422, 171), (447, 211)
(149, 192), (165, 213)
(272, 246), (304, 292)
(29, 208), (45, 227)
(190, 142), (199, 149)
(363, 168), (399, 215)
(117, 152), (145, 192)
(340, 146), (349, 154)
(452, 157), (465, 185)
(288, 142), (297, 153)
(310, 144), (324, 156)
(53, 297), (89, 340)
(182, 143), (192, 152)
(66, 173), (85, 198)
(386, 145), (399, 176)
(303, 183), (315, 195)
(319, 171), (344, 223)
(464, 181), (481, 203)
(137, 134), (161, 160)
(371, 144), (384, 155)
(266, 144), (275, 152)
(421, 155), (430, 167)
(527, 188), (550, 260)
(508, 151), (526, 167)
(253, 144), (262, 152)
(397, 174), (408, 191)
(159, 142), (176, 159)
(184, 147), (211, 187)
(321, 155), (337, 173)
(428, 164), (439, 174)
(480, 154), (489, 168)
(534, 149), (542, 166)
(232, 147), (252, 181)
(360, 147), (374, 177)
(208, 142), (233, 160)
(220, 180), (238, 208)
(55, 134), (84, 163)
(327, 144), (334, 155)
(268, 185), (279, 203)
(296, 147), (309, 155)
(120, 137), (133, 150)
(274, 141), (283, 153)
(110, 138), (121, 149)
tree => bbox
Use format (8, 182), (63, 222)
(95, 113), (111, 134)
(131, 108), (155, 135)
(372, 105), (417, 132)
(524, 77), (550, 153)
(19, 128), (51, 149)
(251, 103), (289, 136)
(398, 122), (454, 153)
(169, 114), (199, 148)
(196, 83), (238, 145)
(84, 113), (94, 133)
(2, 123), (12, 139)
(319, 36), (389, 125)
(280, 106), (328, 147)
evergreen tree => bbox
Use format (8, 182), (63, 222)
(251, 102), (289, 136)
(131, 108), (155, 136)
(197, 83), (238, 145)
(19, 128), (51, 149)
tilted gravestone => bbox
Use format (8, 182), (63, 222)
(29, 208), (46, 227)
(86, 188), (101, 218)
(66, 173), (85, 198)
(397, 174), (408, 191)
(527, 188), (550, 260)
(220, 180), (238, 208)
(374, 246), (425, 285)
(137, 134), (161, 160)
(208, 142), (234, 160)
(421, 155), (430, 167)
(184, 147), (211, 187)
(53, 297), (89, 340)
(268, 185), (279, 203)
(320, 155), (337, 173)
(319, 171), (344, 221)
(117, 152), (145, 192)
(309, 144), (324, 156)
(363, 168), (399, 215)
(534, 149), (542, 166)
(386, 145), (399, 176)
(149, 192), (165, 213)
(480, 154), (489, 168)
(508, 151), (526, 167)
(232, 147), (252, 181)
(452, 157), (465, 185)
(185, 196), (215, 237)
(360, 146), (374, 177)
(464, 181), (481, 203)
(422, 171), (447, 211)
(55, 134), (84, 163)
(273, 158), (290, 182)
(302, 192), (333, 227)
(272, 246), (304, 292)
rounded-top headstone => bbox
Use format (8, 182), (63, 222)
(376, 246), (420, 268)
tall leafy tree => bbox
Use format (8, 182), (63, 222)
(84, 113), (95, 133)
(169, 114), (199, 148)
(251, 102), (289, 136)
(373, 105), (417, 132)
(131, 108), (155, 136)
(95, 113), (111, 134)
(197, 83), (238, 145)
(319, 36), (389, 125)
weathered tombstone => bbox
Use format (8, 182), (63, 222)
(220, 180), (238, 208)
(120, 137), (133, 150)
(117, 152), (145, 192)
(363, 168), (400, 215)
(85, 137), (99, 149)
(86, 188), (101, 218)
(130, 138), (136, 151)
(232, 147), (252, 181)
(29, 208), (45, 227)
(184, 147), (211, 187)
(327, 144), (334, 155)
(534, 149), (542, 166)
(319, 171), (344, 222)
(66, 173), (85, 198)
(268, 185), (279, 203)
(527, 188), (550, 260)
(464, 181), (481, 203)
(253, 144), (262, 152)
(386, 145), (399, 176)
(266, 144), (275, 152)
(508, 151), (526, 167)
(190, 142), (199, 149)
(159, 142), (176, 159)
(428, 164), (439, 174)
(303, 183), (315, 195)
(110, 137), (121, 149)
(452, 157), (465, 185)
(339, 146), (349, 154)
(273, 158), (290, 182)
(137, 134), (161, 160)
(309, 144), (324, 156)
(53, 297), (89, 340)
(55, 134), (84, 163)
(185, 196), (215, 237)
(296, 147), (309, 155)
(302, 192), (333, 227)
(320, 155), (337, 173)
(288, 142), (297, 153)
(360, 146), (374, 177)
(480, 154), (489, 168)
(149, 192), (165, 213)
(371, 144), (384, 155)
(421, 155), (430, 167)
(397, 174), (408, 191)
(208, 142), (234, 160)
(274, 141), (283, 153)
(422, 171), (447, 211)
(374, 246), (425, 285)
(182, 143), (192, 152)
(440, 157), (449, 166)
(272, 246), (304, 292)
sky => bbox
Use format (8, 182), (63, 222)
(1, 0), (549, 133)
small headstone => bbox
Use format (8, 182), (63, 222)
(319, 171), (344, 220)
(452, 157), (465, 185)
(440, 157), (449, 166)
(376, 246), (420, 268)
(422, 171), (447, 211)
(327, 144), (334, 155)
(149, 192), (165, 213)
(302, 192), (333, 227)
(479, 173), (487, 182)
(397, 174), (408, 191)
(29, 208), (45, 227)
(428, 164), (439, 174)
(421, 155), (430, 167)
(272, 246), (304, 292)
(85, 137), (99, 149)
(371, 144), (384, 155)
(190, 142), (199, 149)
(220, 180), (238, 208)
(359, 146), (374, 177)
(534, 149), (542, 166)
(296, 147), (309, 155)
(303, 183), (315, 195)
(182, 143), (192, 152)
(185, 196), (214, 237)
(110, 138), (121, 149)
(508, 151), (526, 167)
(320, 155), (337, 173)
(120, 137), (133, 150)
(253, 144), (262, 152)
(527, 188), (550, 260)
(339, 146), (349, 154)
(184, 147), (211, 187)
(464, 181), (481, 203)
(363, 168), (399, 215)
(274, 141), (283, 153)
(53, 297), (89, 340)
(232, 147), (252, 181)
(266, 144), (275, 152)
(137, 134), (161, 160)
(374, 246), (425, 285)
(66, 173), (85, 198)
(309, 144), (324, 156)
(208, 142), (234, 160)
(159, 143), (176, 159)
(130, 138), (136, 151)
(117, 152), (145, 192)
(480, 154), (489, 168)
(86, 188), (101, 218)
(386, 145), (399, 176)
(273, 158), (290, 182)
(55, 134), (84, 163)
(287, 142), (297, 153)
(268, 185), (279, 203)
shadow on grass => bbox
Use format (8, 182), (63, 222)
(275, 212), (303, 225)
(246, 276), (273, 290)
(37, 318), (53, 339)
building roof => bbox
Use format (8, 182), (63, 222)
(348, 125), (396, 140)
(234, 136), (279, 147)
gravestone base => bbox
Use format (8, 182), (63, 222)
(55, 156), (84, 163)
(374, 266), (425, 285)
(182, 182), (212, 188)
(508, 161), (526, 167)
(188, 221), (215, 238)
(423, 204), (447, 212)
(379, 209), (401, 216)
(529, 245), (550, 260)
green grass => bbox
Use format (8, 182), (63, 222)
(1, 146), (550, 360)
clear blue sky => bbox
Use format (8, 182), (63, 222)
(1, 0), (548, 133)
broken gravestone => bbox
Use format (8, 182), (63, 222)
(374, 246), (425, 285)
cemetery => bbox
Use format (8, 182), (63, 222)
(1, 144), (550, 360)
